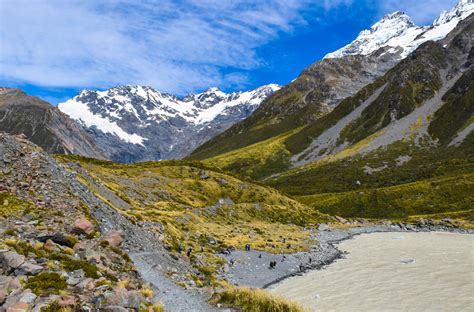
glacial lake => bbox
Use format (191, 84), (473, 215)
(269, 231), (474, 311)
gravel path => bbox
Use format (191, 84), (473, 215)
(67, 163), (224, 312)
(131, 252), (224, 312)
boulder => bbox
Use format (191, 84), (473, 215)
(8, 277), (22, 291)
(71, 218), (94, 235)
(6, 301), (29, 312)
(103, 230), (124, 248)
(15, 262), (43, 276)
(59, 295), (77, 307)
(0, 275), (13, 291)
(318, 224), (330, 231)
(0, 251), (25, 273)
(102, 289), (143, 309)
(335, 216), (348, 224)
(18, 290), (37, 305)
(103, 306), (129, 312)
(43, 239), (58, 253)
(0, 289), (6, 305)
(66, 269), (85, 286)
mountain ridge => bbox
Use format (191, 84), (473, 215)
(58, 84), (279, 162)
(325, 0), (474, 59)
(0, 87), (105, 159)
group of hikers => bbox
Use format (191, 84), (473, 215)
(180, 240), (313, 273)
(228, 243), (314, 273)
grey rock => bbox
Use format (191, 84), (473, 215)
(67, 269), (85, 286)
(0, 251), (25, 273)
(102, 289), (143, 309)
(18, 290), (37, 304)
(15, 262), (43, 276)
(102, 306), (129, 312)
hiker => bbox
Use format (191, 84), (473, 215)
(258, 254), (262, 259)
(245, 244), (251, 251)
(309, 257), (312, 264)
(186, 246), (193, 257)
(269, 261), (277, 269)
(230, 259), (235, 266)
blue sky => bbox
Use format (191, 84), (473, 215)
(0, 0), (460, 104)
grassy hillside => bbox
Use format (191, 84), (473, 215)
(428, 67), (474, 144)
(202, 129), (298, 180)
(190, 17), (473, 184)
(268, 140), (474, 219)
(57, 155), (329, 285)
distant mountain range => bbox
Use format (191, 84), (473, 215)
(1, 0), (472, 176)
(58, 84), (279, 162)
(0, 0), (471, 240)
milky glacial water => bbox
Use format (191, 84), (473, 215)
(269, 232), (474, 312)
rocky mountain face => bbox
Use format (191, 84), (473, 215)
(0, 88), (105, 159)
(291, 13), (474, 166)
(190, 0), (474, 161)
(58, 84), (279, 163)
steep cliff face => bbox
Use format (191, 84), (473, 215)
(0, 88), (105, 158)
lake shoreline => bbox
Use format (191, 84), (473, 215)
(219, 221), (473, 290)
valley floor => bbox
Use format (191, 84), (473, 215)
(218, 222), (472, 290)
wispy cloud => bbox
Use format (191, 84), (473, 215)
(0, 0), (335, 93)
(0, 0), (459, 95)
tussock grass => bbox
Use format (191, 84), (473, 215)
(213, 286), (308, 312)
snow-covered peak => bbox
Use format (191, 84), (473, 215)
(324, 0), (474, 59)
(434, 0), (474, 25)
(58, 84), (279, 145)
(325, 11), (419, 59)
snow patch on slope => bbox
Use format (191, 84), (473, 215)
(58, 99), (147, 145)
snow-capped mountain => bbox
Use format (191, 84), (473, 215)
(325, 0), (474, 59)
(58, 84), (279, 162)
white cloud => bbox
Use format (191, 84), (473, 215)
(0, 0), (328, 93)
(0, 0), (460, 94)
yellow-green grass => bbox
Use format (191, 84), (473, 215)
(202, 129), (301, 180)
(213, 286), (308, 312)
(57, 156), (328, 281)
(297, 173), (474, 219)
(0, 192), (36, 219)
